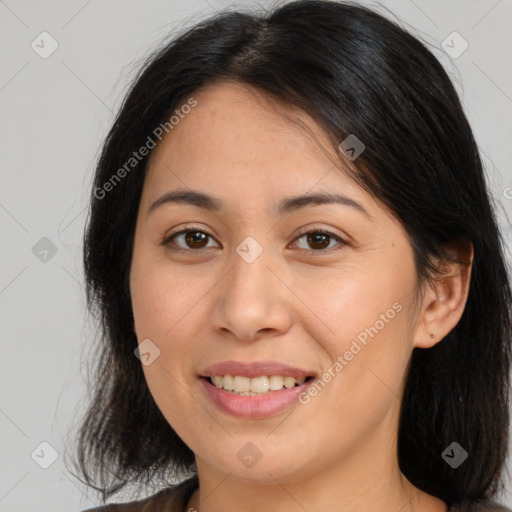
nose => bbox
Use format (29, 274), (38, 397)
(210, 243), (293, 342)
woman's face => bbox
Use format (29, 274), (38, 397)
(129, 81), (428, 485)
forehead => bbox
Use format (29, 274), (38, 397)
(142, 80), (378, 216)
(150, 82), (335, 162)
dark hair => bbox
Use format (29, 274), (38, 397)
(69, 0), (512, 504)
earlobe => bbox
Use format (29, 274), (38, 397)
(413, 238), (473, 349)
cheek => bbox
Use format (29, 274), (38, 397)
(130, 254), (204, 339)
(295, 262), (412, 355)
(130, 256), (192, 375)
(130, 260), (208, 434)
(298, 258), (416, 409)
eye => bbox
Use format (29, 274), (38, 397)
(161, 226), (219, 252)
(290, 229), (347, 254)
(161, 226), (347, 255)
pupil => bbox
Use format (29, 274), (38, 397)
(308, 232), (329, 249)
(186, 231), (208, 248)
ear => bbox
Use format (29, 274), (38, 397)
(413, 237), (473, 349)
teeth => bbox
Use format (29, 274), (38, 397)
(250, 376), (269, 393)
(223, 375), (234, 390)
(284, 376), (296, 389)
(234, 375), (250, 392)
(269, 375), (284, 390)
(210, 375), (308, 394)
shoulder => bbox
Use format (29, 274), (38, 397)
(450, 500), (512, 512)
(80, 475), (199, 512)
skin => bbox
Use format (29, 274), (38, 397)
(129, 80), (473, 512)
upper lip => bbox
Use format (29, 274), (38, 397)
(200, 360), (316, 379)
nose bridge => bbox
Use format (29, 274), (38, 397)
(211, 235), (292, 339)
(227, 236), (277, 304)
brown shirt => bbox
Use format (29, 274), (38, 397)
(82, 475), (511, 512)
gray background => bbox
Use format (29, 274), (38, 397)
(0, 0), (511, 510)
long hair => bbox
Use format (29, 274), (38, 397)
(70, 0), (512, 504)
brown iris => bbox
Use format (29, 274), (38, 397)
(306, 232), (331, 250)
(185, 231), (209, 249)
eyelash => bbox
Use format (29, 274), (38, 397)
(160, 225), (347, 255)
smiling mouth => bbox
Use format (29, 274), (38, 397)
(204, 375), (315, 395)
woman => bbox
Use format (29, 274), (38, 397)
(71, 1), (512, 510)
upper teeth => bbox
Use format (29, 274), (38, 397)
(211, 375), (307, 394)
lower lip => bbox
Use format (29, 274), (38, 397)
(199, 377), (314, 418)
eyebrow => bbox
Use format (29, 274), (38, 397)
(147, 189), (372, 219)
